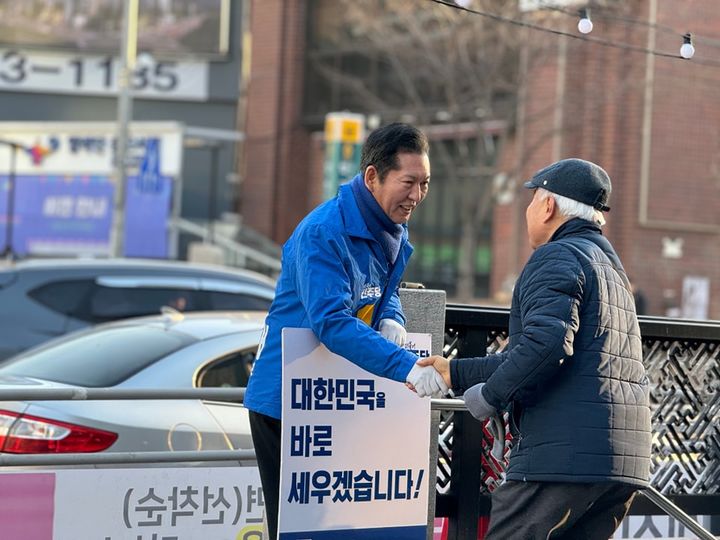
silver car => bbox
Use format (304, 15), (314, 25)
(0, 258), (276, 360)
(0, 311), (264, 454)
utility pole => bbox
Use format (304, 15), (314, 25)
(0, 140), (20, 261)
(109, 0), (139, 258)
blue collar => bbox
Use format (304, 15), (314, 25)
(349, 174), (404, 264)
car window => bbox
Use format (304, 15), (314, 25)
(0, 326), (196, 387)
(87, 286), (199, 322)
(205, 291), (272, 311)
(27, 280), (93, 317)
(196, 348), (257, 389)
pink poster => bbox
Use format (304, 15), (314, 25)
(0, 473), (55, 540)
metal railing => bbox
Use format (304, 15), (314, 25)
(0, 388), (253, 467)
(428, 396), (717, 540)
(2, 388), (714, 538)
(172, 217), (282, 274)
(438, 303), (720, 539)
(2, 307), (718, 538)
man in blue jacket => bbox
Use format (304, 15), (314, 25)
(419, 158), (651, 539)
(244, 122), (448, 539)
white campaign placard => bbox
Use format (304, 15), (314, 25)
(279, 328), (432, 540)
(0, 467), (265, 540)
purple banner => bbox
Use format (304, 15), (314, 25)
(0, 138), (171, 258)
(0, 174), (170, 258)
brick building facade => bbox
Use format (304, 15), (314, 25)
(490, 0), (720, 318)
(239, 0), (720, 319)
(240, 1), (324, 244)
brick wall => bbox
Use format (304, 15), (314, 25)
(238, 0), (719, 318)
(492, 1), (720, 318)
(240, 0), (315, 244)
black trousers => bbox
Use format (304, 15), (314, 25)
(249, 410), (282, 540)
(484, 481), (638, 540)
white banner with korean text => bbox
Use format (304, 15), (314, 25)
(279, 328), (432, 540)
(0, 467), (265, 540)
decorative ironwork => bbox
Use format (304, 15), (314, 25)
(438, 306), (720, 503)
(646, 340), (720, 494)
(438, 325), (511, 496)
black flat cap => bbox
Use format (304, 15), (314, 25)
(523, 158), (612, 211)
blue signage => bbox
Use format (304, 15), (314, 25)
(0, 138), (172, 258)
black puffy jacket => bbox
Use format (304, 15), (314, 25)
(451, 218), (651, 486)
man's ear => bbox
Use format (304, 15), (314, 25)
(542, 194), (557, 223)
(364, 165), (378, 192)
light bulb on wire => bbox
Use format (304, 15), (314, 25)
(578, 8), (593, 34)
(680, 33), (695, 59)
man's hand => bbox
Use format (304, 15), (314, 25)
(415, 355), (451, 389)
(463, 383), (497, 421)
(378, 318), (407, 346)
(406, 364), (449, 398)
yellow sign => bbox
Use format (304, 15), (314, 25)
(340, 119), (361, 143)
(324, 116), (338, 143)
(324, 112), (365, 143)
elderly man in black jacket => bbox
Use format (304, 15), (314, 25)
(419, 158), (651, 539)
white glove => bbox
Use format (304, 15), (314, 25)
(427, 369), (450, 398)
(378, 318), (407, 346)
(406, 364), (449, 398)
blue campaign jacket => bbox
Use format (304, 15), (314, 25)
(451, 218), (651, 486)
(244, 181), (419, 419)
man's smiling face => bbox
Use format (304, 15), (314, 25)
(365, 152), (430, 224)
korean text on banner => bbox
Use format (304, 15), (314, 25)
(0, 467), (265, 540)
(278, 328), (432, 540)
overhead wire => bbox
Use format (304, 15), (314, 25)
(427, 0), (720, 68)
(536, 1), (683, 37)
(535, 0), (720, 51)
(512, 0), (720, 54)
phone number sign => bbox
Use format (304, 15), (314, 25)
(0, 49), (208, 101)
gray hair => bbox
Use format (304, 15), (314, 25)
(537, 188), (606, 226)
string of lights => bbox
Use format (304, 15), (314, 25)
(536, 1), (720, 52)
(536, 1), (684, 37)
(428, 0), (720, 68)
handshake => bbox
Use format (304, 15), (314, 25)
(405, 355), (451, 398)
(378, 322), (451, 398)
